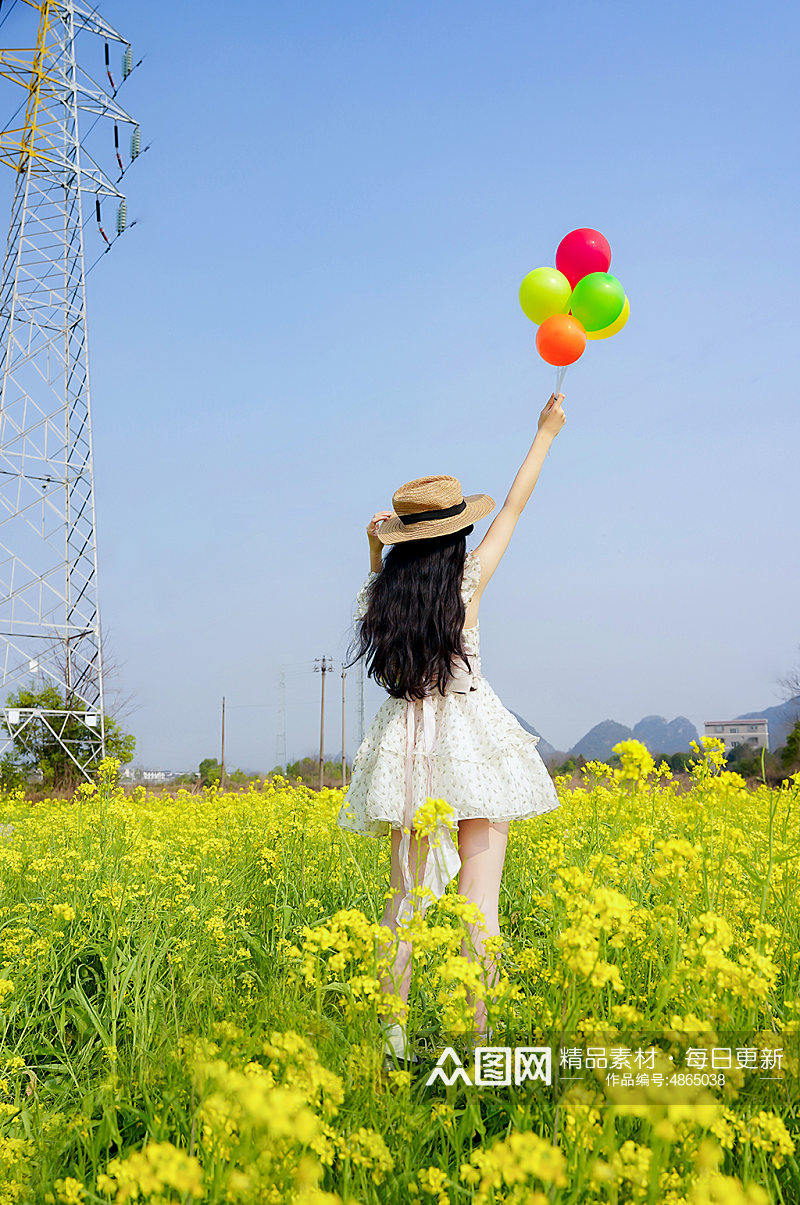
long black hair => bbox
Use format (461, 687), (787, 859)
(344, 525), (475, 701)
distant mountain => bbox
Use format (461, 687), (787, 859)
(510, 712), (555, 761)
(569, 720), (633, 761)
(632, 715), (699, 754)
(736, 695), (800, 751)
(512, 698), (800, 767)
(567, 715), (699, 762)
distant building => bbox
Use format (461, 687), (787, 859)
(704, 719), (768, 752)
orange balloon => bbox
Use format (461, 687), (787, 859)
(535, 314), (586, 366)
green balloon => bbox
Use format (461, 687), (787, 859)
(518, 267), (572, 325)
(569, 272), (625, 332)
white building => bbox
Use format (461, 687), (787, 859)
(703, 719), (768, 752)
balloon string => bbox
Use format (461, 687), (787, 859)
(555, 365), (568, 393)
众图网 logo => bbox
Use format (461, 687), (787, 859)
(425, 1046), (551, 1087)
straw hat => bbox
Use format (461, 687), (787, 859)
(376, 474), (495, 544)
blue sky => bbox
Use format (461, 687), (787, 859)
(1, 0), (798, 769)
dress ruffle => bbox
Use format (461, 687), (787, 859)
(337, 676), (560, 837)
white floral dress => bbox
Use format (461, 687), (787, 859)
(336, 549), (561, 921)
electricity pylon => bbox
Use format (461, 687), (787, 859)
(0, 1), (141, 780)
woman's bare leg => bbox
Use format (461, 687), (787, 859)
(456, 818), (509, 1037)
(376, 826), (430, 1025)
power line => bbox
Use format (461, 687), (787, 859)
(0, 2), (21, 34)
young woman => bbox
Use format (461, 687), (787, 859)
(337, 392), (566, 1066)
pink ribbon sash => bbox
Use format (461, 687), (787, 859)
(396, 656), (480, 923)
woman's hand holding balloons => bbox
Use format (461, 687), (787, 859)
(537, 393), (566, 439)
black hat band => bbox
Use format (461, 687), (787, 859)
(398, 499), (467, 526)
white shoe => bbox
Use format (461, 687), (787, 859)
(380, 1021), (419, 1067)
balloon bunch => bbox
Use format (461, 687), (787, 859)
(519, 227), (629, 386)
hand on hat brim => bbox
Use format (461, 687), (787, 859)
(367, 511), (396, 544)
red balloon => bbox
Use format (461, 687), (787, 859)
(535, 314), (586, 366)
(556, 228), (612, 288)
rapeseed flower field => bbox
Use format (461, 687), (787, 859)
(0, 739), (797, 1203)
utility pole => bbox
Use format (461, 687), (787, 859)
(357, 658), (365, 745)
(275, 668), (286, 772)
(220, 695), (226, 790)
(314, 657), (331, 791)
(341, 666), (346, 788)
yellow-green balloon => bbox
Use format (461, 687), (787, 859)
(518, 267), (572, 325)
(586, 295), (630, 340)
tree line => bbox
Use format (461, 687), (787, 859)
(4, 647), (799, 794)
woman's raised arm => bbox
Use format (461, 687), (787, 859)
(474, 393), (566, 590)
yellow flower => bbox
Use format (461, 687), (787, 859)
(98, 1141), (203, 1201)
(460, 1130), (567, 1204)
(54, 1178), (85, 1205)
(338, 1126), (394, 1184)
(418, 1165), (450, 1204)
(414, 797), (456, 839)
(689, 737), (728, 775)
(612, 739), (656, 784)
(738, 1110), (795, 1168)
(688, 1171), (771, 1204)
